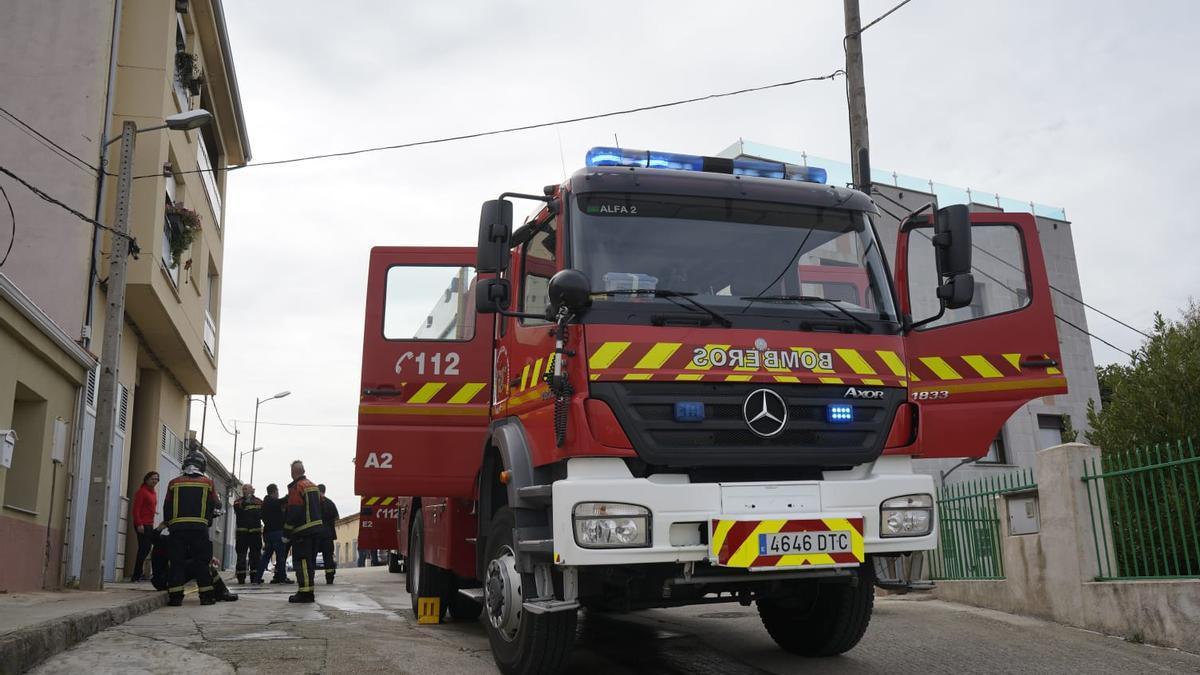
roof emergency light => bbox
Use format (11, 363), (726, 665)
(585, 146), (826, 184)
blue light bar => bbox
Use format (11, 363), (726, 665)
(826, 403), (854, 424)
(585, 146), (826, 184)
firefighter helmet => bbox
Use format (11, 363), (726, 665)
(182, 450), (207, 475)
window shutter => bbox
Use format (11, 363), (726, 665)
(118, 385), (130, 432)
(86, 368), (98, 410)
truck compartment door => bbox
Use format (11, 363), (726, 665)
(898, 212), (1067, 458)
(356, 247), (493, 498)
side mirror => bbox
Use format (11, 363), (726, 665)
(933, 204), (972, 277)
(937, 273), (974, 310)
(475, 278), (511, 315)
(547, 269), (591, 316)
(476, 200), (513, 272)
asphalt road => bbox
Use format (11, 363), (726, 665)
(31, 566), (1200, 674)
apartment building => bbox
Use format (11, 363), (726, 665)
(0, 0), (249, 591)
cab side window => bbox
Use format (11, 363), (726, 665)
(519, 220), (558, 325)
(907, 223), (1029, 329)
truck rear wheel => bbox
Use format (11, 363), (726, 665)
(408, 510), (448, 619)
(483, 507), (576, 675)
(757, 564), (875, 657)
(388, 552), (404, 574)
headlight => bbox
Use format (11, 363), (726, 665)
(880, 494), (933, 538)
(573, 502), (650, 548)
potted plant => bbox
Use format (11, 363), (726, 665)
(165, 202), (201, 269)
(174, 51), (204, 95)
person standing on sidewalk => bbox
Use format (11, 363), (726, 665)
(162, 451), (221, 606)
(233, 484), (264, 584)
(284, 460), (323, 603)
(129, 471), (159, 582)
(317, 484), (339, 584)
(259, 483), (292, 584)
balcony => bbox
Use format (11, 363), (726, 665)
(195, 134), (222, 224)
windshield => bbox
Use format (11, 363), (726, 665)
(571, 193), (899, 329)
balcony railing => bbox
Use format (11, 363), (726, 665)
(195, 134), (222, 224)
(203, 310), (217, 358)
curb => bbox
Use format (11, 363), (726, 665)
(0, 591), (167, 674)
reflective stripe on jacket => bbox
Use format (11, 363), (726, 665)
(234, 496), (264, 533)
(285, 476), (323, 538)
(163, 475), (217, 531)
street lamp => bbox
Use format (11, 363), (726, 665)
(239, 446), (263, 478)
(80, 110), (213, 592)
(250, 390), (290, 485)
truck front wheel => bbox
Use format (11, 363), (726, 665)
(757, 564), (875, 657)
(483, 507), (576, 675)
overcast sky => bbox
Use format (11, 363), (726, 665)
(199, 0), (1200, 517)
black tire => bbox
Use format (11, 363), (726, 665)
(483, 507), (576, 675)
(388, 552), (404, 574)
(757, 564), (875, 657)
(408, 509), (448, 619)
(448, 587), (484, 622)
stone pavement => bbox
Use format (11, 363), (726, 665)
(0, 580), (166, 673)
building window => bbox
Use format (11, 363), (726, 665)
(1037, 414), (1066, 450)
(979, 430), (1008, 464)
(160, 424), (184, 464)
(4, 383), (48, 514)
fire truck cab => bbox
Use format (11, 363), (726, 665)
(355, 147), (1066, 674)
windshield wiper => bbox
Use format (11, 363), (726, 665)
(594, 289), (733, 327)
(738, 295), (873, 333)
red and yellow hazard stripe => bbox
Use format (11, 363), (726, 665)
(363, 496), (397, 506)
(359, 381), (487, 416)
(710, 517), (865, 568)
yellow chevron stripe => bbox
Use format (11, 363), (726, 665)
(836, 349), (877, 375)
(381, 497), (394, 505)
(532, 358), (543, 386)
(365, 497), (379, 506)
(877, 350), (907, 377)
(520, 364), (531, 391)
(589, 373), (600, 381)
(635, 342), (681, 369)
(725, 374), (753, 382)
(1003, 353), (1022, 371)
(774, 375), (800, 383)
(408, 382), (446, 403)
(726, 520), (786, 567)
(819, 377), (845, 384)
(624, 373), (653, 381)
(447, 382), (486, 404)
(675, 374), (704, 381)
(919, 357), (962, 380)
(962, 355), (1004, 379)
(359, 405), (487, 417)
(710, 520), (735, 554)
(545, 355), (555, 374)
(862, 378), (885, 386)
(589, 342), (630, 369)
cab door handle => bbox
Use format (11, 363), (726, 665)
(363, 387), (404, 396)
(1019, 358), (1058, 369)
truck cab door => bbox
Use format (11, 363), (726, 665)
(897, 212), (1067, 459)
(356, 247), (493, 498)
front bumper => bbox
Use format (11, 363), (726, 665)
(551, 456), (935, 567)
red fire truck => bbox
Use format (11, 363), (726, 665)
(355, 146), (1066, 673)
(357, 497), (404, 572)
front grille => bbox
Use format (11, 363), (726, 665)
(589, 381), (904, 468)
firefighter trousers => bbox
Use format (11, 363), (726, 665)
(291, 535), (318, 596)
(235, 531), (263, 582)
(167, 529), (214, 600)
(319, 534), (337, 581)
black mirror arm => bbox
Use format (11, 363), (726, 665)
(908, 304), (946, 332)
(897, 202), (934, 233)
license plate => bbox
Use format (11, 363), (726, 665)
(759, 531), (851, 556)
(711, 517), (864, 569)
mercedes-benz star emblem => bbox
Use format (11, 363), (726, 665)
(743, 388), (788, 438)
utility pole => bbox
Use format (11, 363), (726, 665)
(229, 420), (239, 481)
(844, 0), (871, 192)
(79, 121), (136, 591)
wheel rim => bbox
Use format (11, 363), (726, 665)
(484, 544), (522, 642)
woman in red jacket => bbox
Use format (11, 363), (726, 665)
(129, 471), (159, 582)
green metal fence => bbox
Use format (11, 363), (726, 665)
(929, 468), (1037, 580)
(1082, 438), (1200, 580)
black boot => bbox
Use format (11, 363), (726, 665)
(218, 589), (239, 602)
(167, 593), (183, 607)
(288, 592), (315, 603)
(236, 574), (245, 584)
(325, 574), (335, 585)
(199, 593), (217, 606)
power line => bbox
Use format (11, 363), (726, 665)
(0, 165), (137, 246)
(0, 183), (13, 268)
(208, 396), (237, 436)
(0, 106), (102, 176)
(134, 69), (847, 180)
(235, 419), (356, 429)
(853, 0), (916, 36)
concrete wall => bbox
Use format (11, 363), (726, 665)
(933, 443), (1200, 654)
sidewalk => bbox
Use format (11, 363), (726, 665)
(0, 581), (166, 674)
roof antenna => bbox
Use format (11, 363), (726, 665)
(557, 127), (567, 180)
(613, 133), (620, 147)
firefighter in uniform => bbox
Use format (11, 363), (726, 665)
(162, 451), (221, 606)
(283, 460), (323, 603)
(317, 484), (339, 584)
(233, 483), (264, 584)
